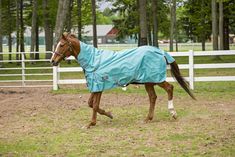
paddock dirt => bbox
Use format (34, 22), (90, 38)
(0, 87), (235, 156)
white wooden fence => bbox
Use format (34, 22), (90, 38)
(52, 50), (235, 90)
(0, 52), (52, 88)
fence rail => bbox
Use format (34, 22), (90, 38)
(1, 50), (235, 89)
(52, 50), (235, 90)
(0, 51), (52, 88)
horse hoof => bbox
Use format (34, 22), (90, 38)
(144, 119), (150, 123)
(144, 117), (153, 123)
(107, 112), (113, 119)
(86, 122), (96, 129)
(169, 109), (177, 120)
(172, 114), (177, 120)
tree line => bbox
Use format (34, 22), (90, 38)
(113, 0), (234, 51)
(0, 0), (234, 67)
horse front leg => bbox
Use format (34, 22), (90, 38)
(87, 92), (102, 128)
(87, 92), (113, 128)
(88, 93), (94, 108)
(88, 93), (113, 118)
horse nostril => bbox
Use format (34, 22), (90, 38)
(50, 60), (55, 66)
(52, 61), (58, 66)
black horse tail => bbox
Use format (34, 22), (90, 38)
(170, 61), (196, 100)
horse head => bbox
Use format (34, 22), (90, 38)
(51, 32), (80, 66)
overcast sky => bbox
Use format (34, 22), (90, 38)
(98, 1), (113, 11)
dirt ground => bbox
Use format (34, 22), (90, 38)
(0, 87), (152, 138)
(0, 87), (235, 156)
(0, 88), (148, 123)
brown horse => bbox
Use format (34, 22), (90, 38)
(51, 32), (195, 128)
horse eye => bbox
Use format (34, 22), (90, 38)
(60, 44), (64, 47)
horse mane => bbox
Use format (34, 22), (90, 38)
(69, 34), (77, 38)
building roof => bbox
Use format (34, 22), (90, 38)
(83, 25), (114, 37)
(106, 28), (119, 37)
(11, 25), (117, 38)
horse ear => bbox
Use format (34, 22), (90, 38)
(70, 34), (77, 38)
(62, 32), (68, 39)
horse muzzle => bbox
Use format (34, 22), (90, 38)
(51, 60), (59, 66)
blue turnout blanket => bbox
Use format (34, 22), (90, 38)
(77, 42), (175, 92)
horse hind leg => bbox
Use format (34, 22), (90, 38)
(144, 83), (157, 122)
(158, 81), (177, 119)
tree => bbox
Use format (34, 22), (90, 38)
(6, 0), (15, 62)
(16, 0), (20, 64)
(219, 1), (224, 50)
(43, 0), (54, 59)
(66, 0), (74, 32)
(212, 0), (218, 50)
(77, 0), (82, 40)
(0, 0), (3, 68)
(66, 0), (74, 64)
(112, 0), (169, 44)
(30, 0), (38, 63)
(200, 0), (206, 51)
(152, 0), (158, 47)
(147, 2), (152, 45)
(223, 1), (229, 50)
(19, 0), (25, 53)
(139, 0), (147, 46)
(170, 0), (176, 52)
(35, 16), (39, 59)
(223, 0), (235, 50)
(178, 0), (211, 50)
(91, 0), (98, 47)
(112, 0), (139, 42)
(54, 0), (70, 44)
(1, 0), (15, 63)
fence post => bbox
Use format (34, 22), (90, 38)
(53, 66), (58, 90)
(58, 64), (60, 82)
(189, 50), (194, 90)
(21, 52), (26, 87)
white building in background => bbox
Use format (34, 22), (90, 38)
(22, 25), (119, 45)
(81, 25), (118, 44)
(3, 25), (139, 45)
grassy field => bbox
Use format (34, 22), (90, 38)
(0, 81), (235, 156)
(2, 43), (235, 52)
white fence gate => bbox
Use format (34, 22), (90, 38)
(52, 50), (235, 90)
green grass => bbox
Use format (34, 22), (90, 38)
(2, 43), (235, 52)
(53, 81), (235, 99)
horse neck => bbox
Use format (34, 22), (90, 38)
(71, 38), (80, 58)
